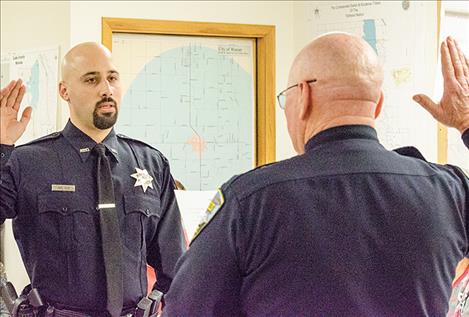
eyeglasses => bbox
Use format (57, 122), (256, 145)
(276, 79), (317, 110)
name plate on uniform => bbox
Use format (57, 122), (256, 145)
(51, 184), (76, 192)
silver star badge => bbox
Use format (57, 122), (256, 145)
(131, 167), (154, 193)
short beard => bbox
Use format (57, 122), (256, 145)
(93, 97), (118, 130)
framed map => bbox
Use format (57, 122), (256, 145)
(102, 18), (275, 189)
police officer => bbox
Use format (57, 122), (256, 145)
(162, 34), (469, 316)
(0, 43), (186, 316)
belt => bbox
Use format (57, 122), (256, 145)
(37, 305), (136, 317)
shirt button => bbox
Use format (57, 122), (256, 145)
(62, 207), (68, 212)
(0, 153), (4, 158)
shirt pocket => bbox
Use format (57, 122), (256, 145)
(123, 194), (161, 252)
(37, 192), (98, 251)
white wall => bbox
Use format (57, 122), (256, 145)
(1, 0), (71, 290)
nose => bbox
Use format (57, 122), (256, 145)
(99, 79), (113, 98)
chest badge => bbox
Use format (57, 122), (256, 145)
(131, 167), (154, 193)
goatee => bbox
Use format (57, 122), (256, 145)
(93, 97), (118, 130)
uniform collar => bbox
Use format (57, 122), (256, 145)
(62, 120), (120, 162)
(305, 125), (379, 153)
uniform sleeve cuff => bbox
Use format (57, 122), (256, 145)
(0, 144), (14, 165)
(462, 129), (469, 150)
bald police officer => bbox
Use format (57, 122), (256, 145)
(0, 43), (186, 316)
(163, 34), (469, 316)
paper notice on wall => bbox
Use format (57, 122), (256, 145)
(1, 47), (59, 144)
(175, 190), (217, 240)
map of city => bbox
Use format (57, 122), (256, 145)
(0, 47), (59, 145)
(113, 34), (255, 189)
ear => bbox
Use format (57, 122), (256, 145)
(59, 81), (70, 102)
(298, 81), (312, 121)
(374, 91), (384, 118)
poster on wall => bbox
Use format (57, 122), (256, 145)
(298, 1), (438, 161)
(0, 46), (59, 145)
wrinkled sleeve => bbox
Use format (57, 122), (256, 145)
(146, 157), (187, 294)
(162, 185), (243, 317)
(0, 145), (18, 224)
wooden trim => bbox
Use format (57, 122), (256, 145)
(437, 123), (448, 164)
(102, 17), (276, 166)
(436, 0), (448, 164)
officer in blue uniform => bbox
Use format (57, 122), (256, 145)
(163, 35), (469, 316)
(0, 42), (186, 316)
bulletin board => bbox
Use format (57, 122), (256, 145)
(102, 18), (275, 190)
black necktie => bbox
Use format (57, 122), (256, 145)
(94, 143), (123, 317)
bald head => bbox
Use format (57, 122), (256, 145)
(61, 42), (113, 81)
(284, 33), (385, 154)
(58, 42), (122, 141)
(289, 32), (383, 101)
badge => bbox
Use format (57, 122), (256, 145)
(131, 167), (154, 193)
(191, 189), (225, 242)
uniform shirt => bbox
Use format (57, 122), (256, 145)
(0, 121), (186, 312)
(164, 125), (469, 317)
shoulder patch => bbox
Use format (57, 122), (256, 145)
(190, 189), (225, 244)
(16, 132), (61, 148)
(393, 146), (427, 161)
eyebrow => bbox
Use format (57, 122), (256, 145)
(80, 70), (120, 79)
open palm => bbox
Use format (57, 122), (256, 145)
(0, 79), (32, 145)
(413, 37), (469, 134)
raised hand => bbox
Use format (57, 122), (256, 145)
(413, 36), (469, 134)
(0, 79), (32, 145)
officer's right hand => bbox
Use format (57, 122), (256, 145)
(0, 79), (32, 145)
(413, 36), (469, 134)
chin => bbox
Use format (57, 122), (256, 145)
(94, 114), (118, 130)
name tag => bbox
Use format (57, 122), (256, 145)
(51, 184), (76, 192)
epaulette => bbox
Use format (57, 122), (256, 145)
(16, 131), (62, 148)
(393, 146), (427, 162)
(252, 161), (276, 171)
(116, 134), (160, 152)
(224, 161), (276, 188)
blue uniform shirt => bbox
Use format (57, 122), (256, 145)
(0, 121), (186, 311)
(164, 125), (469, 317)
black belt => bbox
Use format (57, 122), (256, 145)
(36, 305), (136, 317)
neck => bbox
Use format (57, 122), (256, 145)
(304, 100), (377, 142)
(306, 117), (375, 141)
(70, 118), (112, 143)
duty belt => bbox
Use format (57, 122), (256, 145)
(40, 305), (137, 317)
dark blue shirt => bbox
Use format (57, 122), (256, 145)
(0, 121), (186, 312)
(164, 125), (469, 317)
